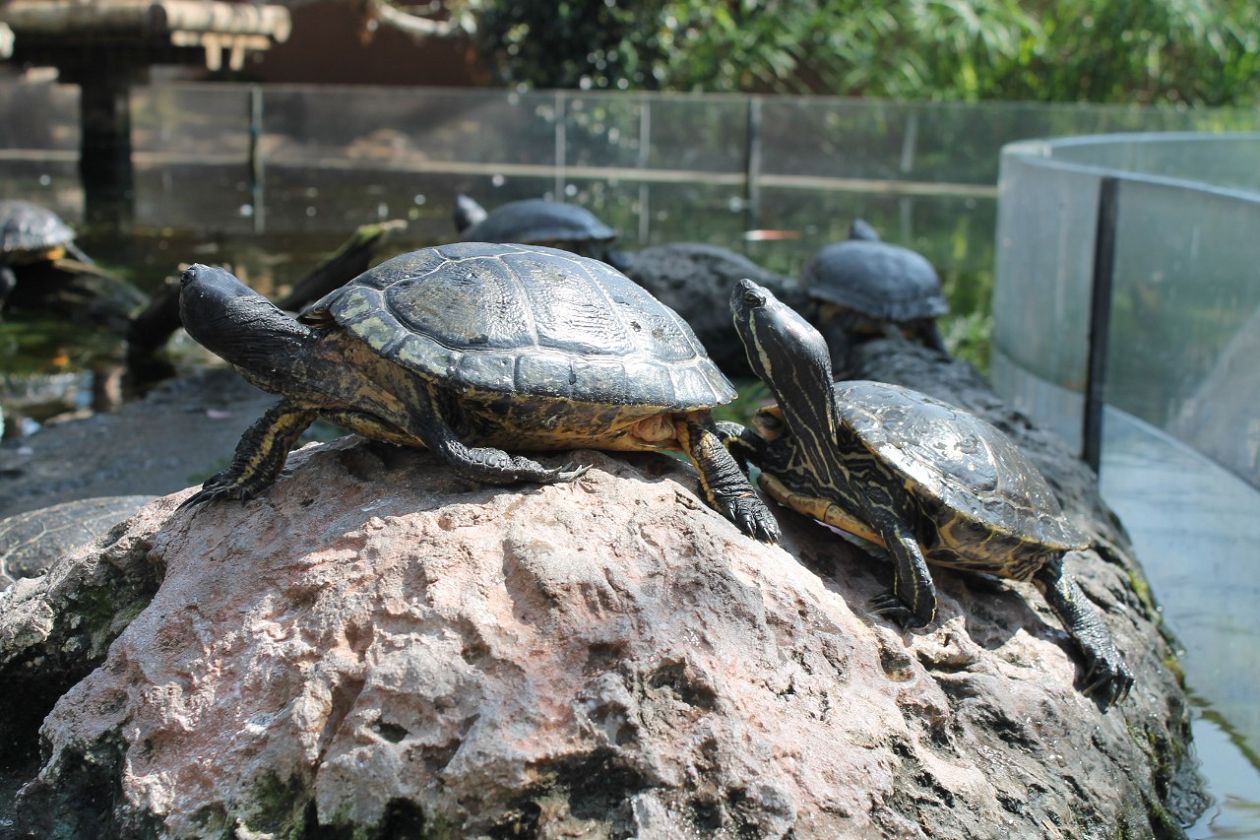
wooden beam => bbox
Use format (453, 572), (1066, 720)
(1, 1), (290, 42)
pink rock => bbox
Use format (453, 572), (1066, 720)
(0, 439), (1192, 838)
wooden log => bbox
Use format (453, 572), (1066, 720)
(1, 1), (290, 41)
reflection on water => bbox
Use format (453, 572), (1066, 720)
(1100, 409), (1260, 838)
(1190, 705), (1260, 839)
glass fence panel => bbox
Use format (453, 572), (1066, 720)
(130, 84), (254, 233)
(261, 86), (559, 167)
(1050, 134), (1260, 192)
(0, 81), (77, 151)
(1107, 177), (1260, 488)
(641, 95), (748, 175)
(131, 83), (252, 159)
(562, 94), (646, 172)
(0, 82), (81, 218)
(989, 148), (1102, 451)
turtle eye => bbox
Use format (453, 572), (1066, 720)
(743, 290), (765, 307)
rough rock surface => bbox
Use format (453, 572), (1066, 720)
(0, 434), (1196, 838)
(0, 495), (155, 587)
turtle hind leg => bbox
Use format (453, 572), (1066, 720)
(410, 384), (587, 486)
(867, 517), (937, 630)
(434, 437), (589, 486)
(1033, 557), (1134, 708)
(181, 401), (317, 508)
(677, 415), (780, 543)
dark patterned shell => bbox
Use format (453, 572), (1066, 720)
(306, 242), (735, 409)
(459, 199), (616, 245)
(805, 241), (947, 321)
(835, 380), (1087, 550)
(0, 200), (75, 259)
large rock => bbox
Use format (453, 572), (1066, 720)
(0, 438), (1195, 838)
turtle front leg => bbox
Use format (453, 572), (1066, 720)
(181, 401), (317, 508)
(677, 415), (780, 543)
(1033, 557), (1134, 707)
(867, 517), (937, 630)
(411, 384), (587, 486)
(714, 420), (764, 473)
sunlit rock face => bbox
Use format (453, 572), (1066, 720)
(0, 438), (1196, 839)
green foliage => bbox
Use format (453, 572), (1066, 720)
(471, 0), (1260, 106)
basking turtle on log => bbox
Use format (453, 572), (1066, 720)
(804, 219), (948, 376)
(0, 200), (145, 332)
(721, 279), (1133, 706)
(178, 243), (778, 542)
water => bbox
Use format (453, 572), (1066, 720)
(1100, 409), (1260, 838)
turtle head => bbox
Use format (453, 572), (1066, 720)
(179, 264), (315, 383)
(453, 193), (487, 234)
(731, 278), (837, 439)
(848, 218), (881, 242)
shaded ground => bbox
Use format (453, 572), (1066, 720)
(0, 369), (273, 518)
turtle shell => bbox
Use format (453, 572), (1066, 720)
(459, 199), (616, 245)
(0, 200), (75, 261)
(804, 240), (947, 322)
(834, 380), (1087, 551)
(304, 242), (735, 409)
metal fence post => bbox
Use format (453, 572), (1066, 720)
(638, 95), (651, 244)
(744, 96), (762, 232)
(248, 84), (265, 234)
(1082, 175), (1119, 471)
(554, 90), (567, 199)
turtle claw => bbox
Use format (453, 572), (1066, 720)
(506, 456), (589, 485)
(552, 462), (592, 483)
(178, 471), (258, 510)
(1081, 653), (1134, 708)
(723, 494), (780, 543)
(868, 592), (932, 630)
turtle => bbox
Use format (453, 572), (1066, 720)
(721, 278), (1133, 706)
(804, 219), (948, 376)
(0, 495), (154, 588)
(454, 196), (629, 270)
(177, 242), (778, 542)
(0, 200), (93, 310)
(623, 242), (811, 377)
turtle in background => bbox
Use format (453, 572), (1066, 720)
(804, 219), (948, 377)
(0, 200), (146, 333)
(722, 279), (1133, 706)
(0, 199), (94, 311)
(623, 242), (810, 377)
(178, 243), (778, 542)
(453, 195), (630, 270)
